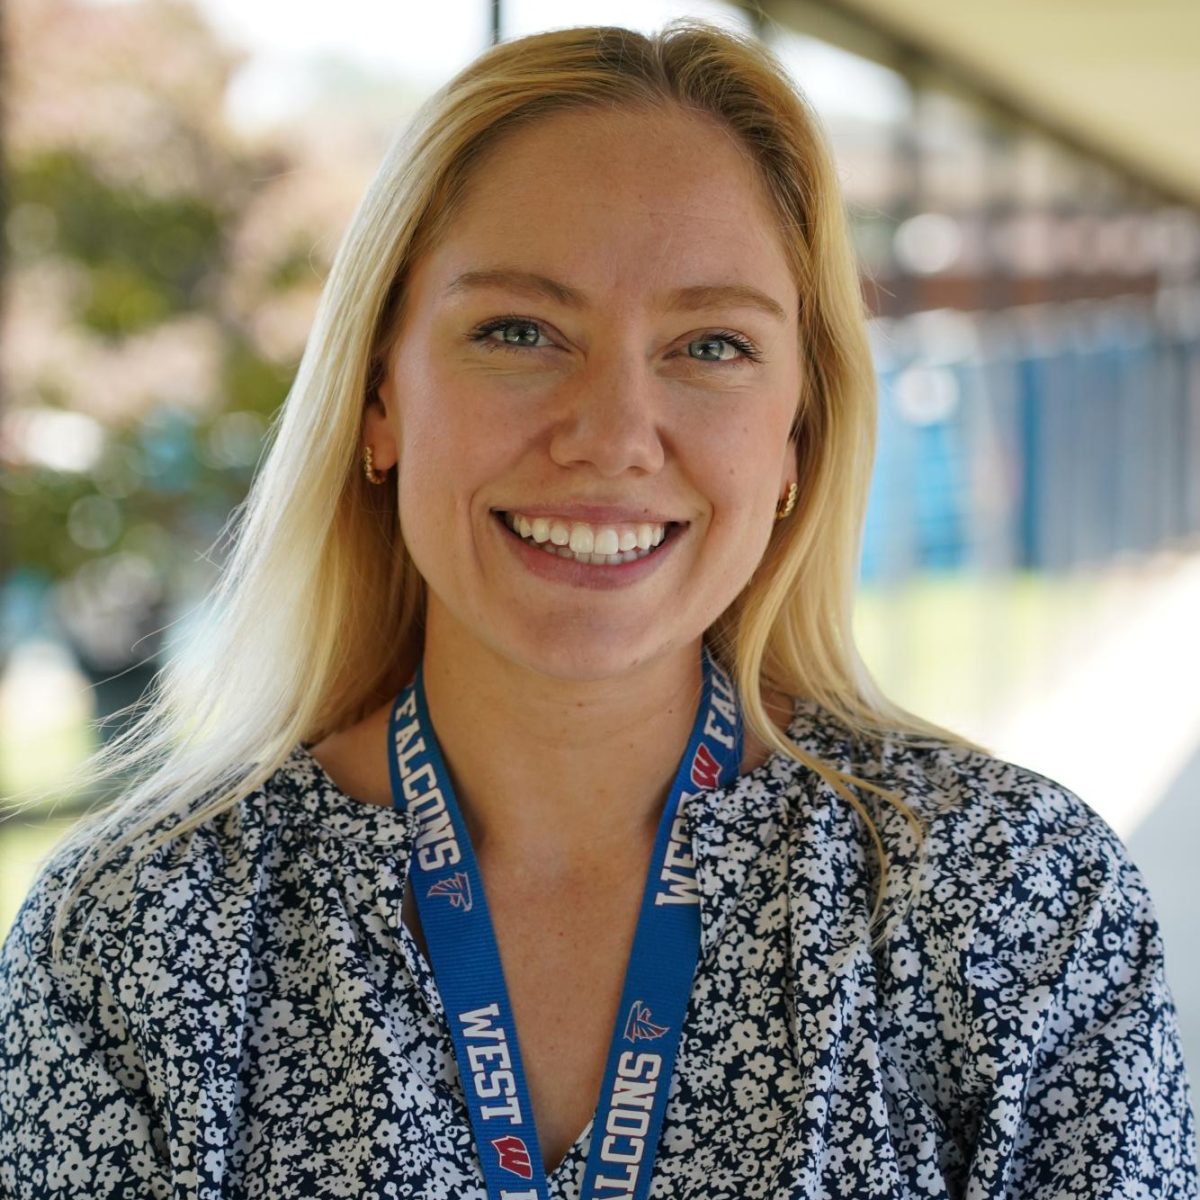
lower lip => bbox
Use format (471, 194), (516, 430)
(493, 513), (683, 590)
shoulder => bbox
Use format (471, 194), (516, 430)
(0, 760), (320, 1193)
(786, 696), (1118, 847)
(894, 736), (1133, 925)
(881, 731), (1125, 885)
(0, 754), (316, 986)
(785, 699), (1142, 938)
(1, 744), (414, 995)
(783, 709), (1199, 1193)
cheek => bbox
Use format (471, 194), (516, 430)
(394, 356), (465, 475)
(704, 423), (787, 514)
(394, 374), (529, 526)
(391, 366), (465, 550)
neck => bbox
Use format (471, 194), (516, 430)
(421, 613), (707, 872)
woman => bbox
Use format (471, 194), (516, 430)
(1, 20), (1195, 1200)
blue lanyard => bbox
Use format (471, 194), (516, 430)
(387, 650), (744, 1200)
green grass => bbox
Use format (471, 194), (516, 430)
(0, 817), (78, 937)
(0, 714), (100, 943)
(0, 721), (96, 809)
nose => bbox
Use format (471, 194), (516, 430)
(546, 351), (666, 478)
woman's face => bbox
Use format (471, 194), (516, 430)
(367, 104), (802, 681)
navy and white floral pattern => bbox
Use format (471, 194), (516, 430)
(2, 699), (1197, 1197)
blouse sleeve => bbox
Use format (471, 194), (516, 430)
(960, 798), (1199, 1199)
(0, 851), (172, 1199)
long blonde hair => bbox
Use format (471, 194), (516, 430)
(31, 19), (981, 962)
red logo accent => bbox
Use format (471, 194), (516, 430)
(492, 1134), (533, 1179)
(690, 743), (720, 789)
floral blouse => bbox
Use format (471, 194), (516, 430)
(1, 699), (1197, 1198)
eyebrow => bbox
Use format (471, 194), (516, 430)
(444, 268), (789, 323)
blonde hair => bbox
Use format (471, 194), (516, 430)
(31, 19), (982, 962)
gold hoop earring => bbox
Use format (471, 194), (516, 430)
(774, 482), (797, 521)
(363, 444), (386, 485)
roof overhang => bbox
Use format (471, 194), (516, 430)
(763, 0), (1200, 209)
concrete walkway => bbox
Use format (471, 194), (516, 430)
(984, 546), (1200, 841)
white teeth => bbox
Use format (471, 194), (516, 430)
(568, 524), (594, 554)
(504, 511), (675, 566)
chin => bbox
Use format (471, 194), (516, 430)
(497, 623), (693, 684)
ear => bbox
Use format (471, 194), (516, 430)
(363, 373), (400, 472)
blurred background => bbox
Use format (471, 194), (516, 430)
(2, 0), (1197, 1111)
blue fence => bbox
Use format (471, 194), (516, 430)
(861, 290), (1200, 582)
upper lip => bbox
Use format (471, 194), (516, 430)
(494, 505), (686, 525)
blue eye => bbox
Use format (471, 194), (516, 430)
(468, 317), (551, 351)
(686, 333), (761, 364)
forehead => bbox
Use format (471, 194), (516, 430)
(415, 104), (797, 310)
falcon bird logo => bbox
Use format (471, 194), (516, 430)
(426, 871), (473, 912)
(623, 999), (669, 1042)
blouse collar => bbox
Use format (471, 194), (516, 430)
(272, 696), (866, 965)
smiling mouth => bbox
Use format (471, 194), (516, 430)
(496, 511), (685, 565)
